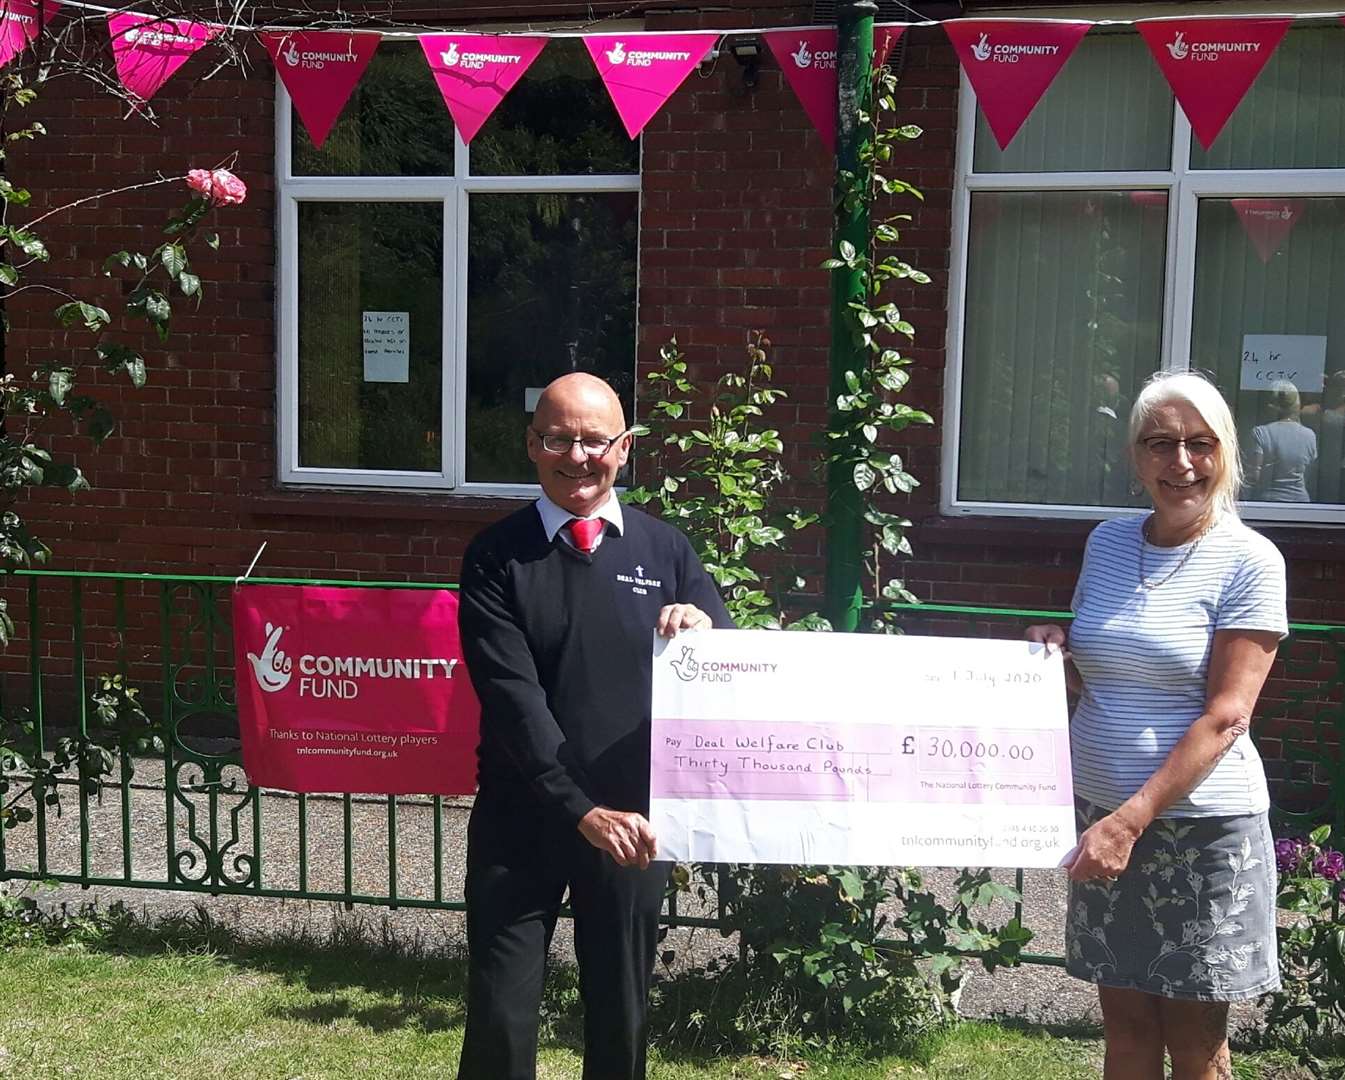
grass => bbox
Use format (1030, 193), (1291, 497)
(0, 902), (1330, 1079)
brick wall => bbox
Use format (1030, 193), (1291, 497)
(2, 3), (1342, 800)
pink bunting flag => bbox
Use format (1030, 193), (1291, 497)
(583, 33), (713, 139)
(108, 12), (220, 104)
(418, 34), (547, 144)
(766, 29), (840, 152)
(1137, 17), (1291, 150)
(1232, 199), (1305, 264)
(0, 0), (57, 68)
(263, 31), (381, 150)
(873, 24), (908, 70)
(944, 20), (1092, 150)
(764, 26), (918, 153)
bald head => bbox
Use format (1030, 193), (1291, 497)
(527, 373), (631, 518)
(533, 373), (626, 433)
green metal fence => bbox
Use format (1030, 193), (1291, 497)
(1, 570), (1342, 954)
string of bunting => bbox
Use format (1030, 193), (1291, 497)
(0, 0), (1340, 152)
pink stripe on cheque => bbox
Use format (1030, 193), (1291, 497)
(650, 718), (1072, 805)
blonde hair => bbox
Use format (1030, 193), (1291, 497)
(1128, 371), (1242, 518)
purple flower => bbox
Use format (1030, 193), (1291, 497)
(1313, 849), (1344, 882)
(1276, 836), (1305, 874)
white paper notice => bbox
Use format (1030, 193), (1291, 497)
(362, 311), (410, 383)
(650, 629), (1075, 868)
(1240, 334), (1326, 394)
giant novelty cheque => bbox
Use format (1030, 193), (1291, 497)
(650, 630), (1075, 868)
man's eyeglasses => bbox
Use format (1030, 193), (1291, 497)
(1138, 436), (1220, 459)
(530, 429), (630, 457)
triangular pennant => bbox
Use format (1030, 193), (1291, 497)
(108, 12), (220, 104)
(874, 24), (908, 70)
(418, 34), (547, 144)
(263, 31), (381, 150)
(765, 29), (839, 153)
(944, 20), (1091, 150)
(583, 33), (713, 139)
(1137, 17), (1291, 150)
(1232, 199), (1305, 264)
(0, 0), (57, 68)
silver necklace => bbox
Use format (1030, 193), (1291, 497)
(1138, 517), (1213, 591)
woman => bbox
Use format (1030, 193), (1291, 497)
(1027, 372), (1286, 1080)
(1247, 380), (1317, 502)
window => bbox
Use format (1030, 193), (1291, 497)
(277, 41), (640, 490)
(947, 24), (1345, 522)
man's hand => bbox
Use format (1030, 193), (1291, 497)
(656, 603), (712, 638)
(578, 806), (658, 869)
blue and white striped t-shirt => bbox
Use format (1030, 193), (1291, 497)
(1068, 514), (1287, 818)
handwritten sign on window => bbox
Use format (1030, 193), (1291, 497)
(1240, 334), (1326, 394)
(362, 311), (410, 383)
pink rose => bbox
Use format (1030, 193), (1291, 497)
(184, 167), (247, 207)
(209, 168), (247, 206)
(185, 168), (215, 199)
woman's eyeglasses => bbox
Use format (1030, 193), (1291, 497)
(1138, 436), (1220, 459)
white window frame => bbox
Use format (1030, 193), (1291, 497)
(274, 70), (641, 494)
(943, 22), (1345, 526)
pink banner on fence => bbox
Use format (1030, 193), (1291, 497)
(418, 33), (547, 143)
(1232, 198), (1305, 264)
(108, 12), (220, 104)
(945, 20), (1091, 150)
(233, 584), (480, 796)
(584, 33), (713, 139)
(0, 0), (57, 69)
(263, 30), (381, 150)
(1138, 17), (1291, 150)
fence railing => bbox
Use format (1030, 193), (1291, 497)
(1, 570), (1342, 961)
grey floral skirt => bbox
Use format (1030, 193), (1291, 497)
(1065, 799), (1280, 1002)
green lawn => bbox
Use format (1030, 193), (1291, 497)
(0, 910), (1324, 1079)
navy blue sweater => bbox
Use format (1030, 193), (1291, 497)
(459, 503), (731, 824)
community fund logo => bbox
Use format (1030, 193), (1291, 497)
(246, 621), (463, 699)
(248, 623), (293, 693)
(1165, 29), (1261, 62)
(439, 41), (524, 71)
(969, 32), (1059, 63)
(667, 645), (779, 684)
(606, 41), (627, 65)
(123, 24), (194, 48)
(790, 40), (834, 70)
(282, 42), (301, 67)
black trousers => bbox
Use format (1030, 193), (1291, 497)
(456, 796), (670, 1080)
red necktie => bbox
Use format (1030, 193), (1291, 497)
(567, 517), (603, 553)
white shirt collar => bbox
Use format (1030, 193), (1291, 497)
(535, 492), (624, 544)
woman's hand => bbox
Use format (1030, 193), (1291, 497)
(1063, 811), (1143, 882)
(1025, 623), (1070, 658)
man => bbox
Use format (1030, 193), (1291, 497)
(456, 372), (731, 1080)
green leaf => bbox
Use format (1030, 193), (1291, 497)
(160, 243), (187, 279)
(47, 367), (72, 405)
(0, 263), (17, 286)
(838, 239), (856, 262)
(102, 251), (132, 274)
(853, 462), (877, 491)
(177, 271), (201, 297)
(126, 355), (147, 388)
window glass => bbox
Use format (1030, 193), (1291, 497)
(465, 192), (638, 483)
(291, 46), (456, 177)
(972, 32), (1172, 174)
(1190, 197), (1345, 504)
(469, 39), (638, 176)
(958, 190), (1168, 506)
(297, 201), (444, 472)
(1192, 27), (1345, 171)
